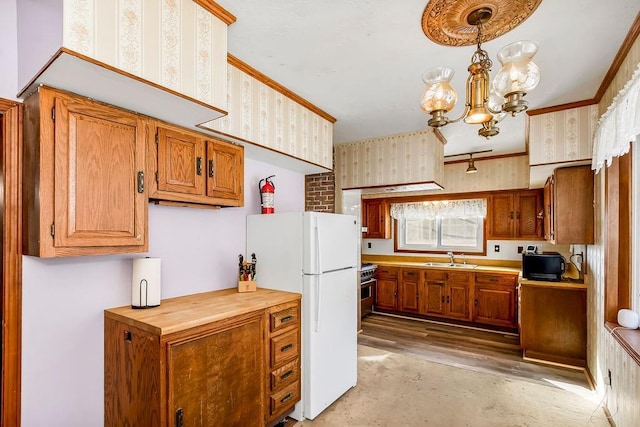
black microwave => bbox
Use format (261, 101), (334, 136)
(522, 252), (565, 281)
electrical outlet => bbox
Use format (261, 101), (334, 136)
(367, 242), (372, 249)
(517, 246), (523, 254)
(494, 245), (500, 252)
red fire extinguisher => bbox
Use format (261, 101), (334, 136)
(259, 175), (275, 214)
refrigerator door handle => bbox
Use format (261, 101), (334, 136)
(314, 275), (321, 332)
(315, 216), (322, 274)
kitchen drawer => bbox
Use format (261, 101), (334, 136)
(475, 273), (517, 286)
(270, 358), (299, 390)
(425, 270), (447, 281)
(270, 329), (299, 366)
(270, 305), (299, 333)
(447, 271), (471, 282)
(270, 381), (300, 416)
(402, 269), (421, 280)
(377, 266), (399, 279)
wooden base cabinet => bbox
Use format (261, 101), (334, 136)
(473, 273), (518, 328)
(23, 86), (148, 257)
(104, 288), (301, 427)
(375, 266), (399, 310)
(423, 270), (471, 321)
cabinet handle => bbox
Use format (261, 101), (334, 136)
(196, 157), (203, 175)
(281, 315), (294, 323)
(509, 211), (514, 219)
(441, 296), (445, 303)
(281, 370), (294, 380)
(136, 171), (145, 193)
(474, 299), (479, 306)
(280, 392), (294, 404)
(281, 343), (294, 352)
(516, 211), (520, 219)
(446, 296), (450, 303)
(175, 408), (184, 427)
(208, 159), (214, 177)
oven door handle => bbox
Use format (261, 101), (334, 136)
(361, 278), (377, 286)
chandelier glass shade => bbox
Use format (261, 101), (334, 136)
(420, 8), (540, 139)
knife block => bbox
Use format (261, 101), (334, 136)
(238, 280), (257, 293)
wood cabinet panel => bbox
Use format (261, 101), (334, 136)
(23, 86), (148, 257)
(206, 140), (243, 201)
(169, 317), (264, 426)
(474, 283), (517, 327)
(157, 126), (204, 195)
(375, 279), (398, 310)
(487, 190), (543, 240)
(447, 282), (470, 320)
(424, 279), (445, 316)
(399, 272), (420, 313)
(362, 199), (390, 239)
(544, 165), (594, 244)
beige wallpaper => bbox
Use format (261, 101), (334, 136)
(528, 105), (598, 165)
(587, 32), (640, 427)
(201, 64), (334, 170)
(63, 0), (228, 111)
(334, 130), (444, 191)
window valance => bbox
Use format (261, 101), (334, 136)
(390, 199), (487, 220)
(592, 61), (640, 172)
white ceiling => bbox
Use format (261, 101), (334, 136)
(215, 0), (640, 159)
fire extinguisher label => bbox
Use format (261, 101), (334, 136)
(262, 193), (274, 207)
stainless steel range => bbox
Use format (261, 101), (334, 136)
(360, 263), (377, 318)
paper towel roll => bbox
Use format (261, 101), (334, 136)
(131, 257), (161, 308)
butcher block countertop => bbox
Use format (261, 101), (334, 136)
(104, 287), (301, 336)
(518, 275), (587, 290)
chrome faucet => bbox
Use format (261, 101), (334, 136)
(447, 251), (454, 265)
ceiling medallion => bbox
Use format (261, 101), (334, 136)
(422, 0), (543, 46)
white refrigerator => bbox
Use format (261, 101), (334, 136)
(246, 212), (358, 420)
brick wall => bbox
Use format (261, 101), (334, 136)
(305, 171), (335, 212)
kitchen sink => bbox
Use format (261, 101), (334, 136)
(423, 262), (478, 269)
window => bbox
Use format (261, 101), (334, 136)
(392, 199), (486, 254)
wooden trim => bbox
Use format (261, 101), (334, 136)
(152, 200), (222, 210)
(1, 98), (23, 427)
(529, 158), (592, 168)
(595, 11), (640, 103)
(343, 180), (443, 191)
(444, 152), (527, 165)
(192, 0), (237, 25)
(526, 99), (597, 116)
(227, 54), (337, 123)
(605, 322), (640, 366)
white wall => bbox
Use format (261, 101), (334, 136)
(21, 158), (304, 426)
(0, 0), (18, 98)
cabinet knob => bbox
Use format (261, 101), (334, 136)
(474, 299), (479, 306)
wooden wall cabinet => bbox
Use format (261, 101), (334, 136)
(104, 288), (301, 427)
(543, 165), (594, 244)
(375, 266), (399, 310)
(487, 189), (543, 240)
(362, 199), (391, 239)
(149, 122), (244, 208)
(473, 273), (518, 328)
(23, 86), (148, 257)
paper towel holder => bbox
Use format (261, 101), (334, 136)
(132, 257), (161, 309)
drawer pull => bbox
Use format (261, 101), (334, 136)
(281, 315), (294, 323)
(281, 343), (294, 352)
(280, 392), (294, 404)
(280, 370), (294, 380)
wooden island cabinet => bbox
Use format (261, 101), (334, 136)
(104, 288), (301, 427)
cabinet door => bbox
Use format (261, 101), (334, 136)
(54, 95), (146, 248)
(516, 190), (543, 239)
(399, 270), (420, 312)
(375, 279), (397, 310)
(488, 194), (514, 238)
(362, 199), (390, 239)
(473, 284), (517, 327)
(423, 279), (445, 316)
(169, 316), (264, 427)
(206, 140), (243, 203)
(543, 178), (554, 241)
(446, 282), (470, 320)
(157, 126), (205, 195)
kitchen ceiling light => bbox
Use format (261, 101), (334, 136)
(466, 155), (478, 174)
(419, 7), (540, 139)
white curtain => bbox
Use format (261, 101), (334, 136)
(592, 61), (640, 172)
(390, 199), (487, 220)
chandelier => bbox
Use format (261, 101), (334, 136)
(419, 7), (540, 139)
